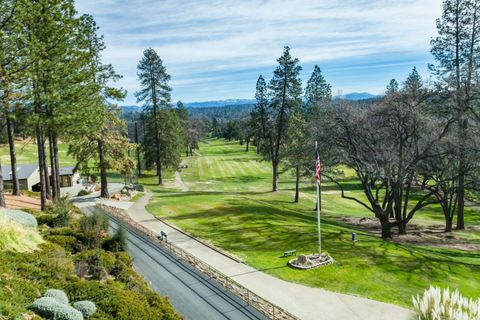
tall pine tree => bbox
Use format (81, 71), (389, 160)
(431, 0), (480, 229)
(136, 48), (172, 184)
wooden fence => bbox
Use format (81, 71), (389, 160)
(97, 204), (300, 320)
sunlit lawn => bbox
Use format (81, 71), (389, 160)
(0, 141), (77, 166)
(141, 138), (480, 307)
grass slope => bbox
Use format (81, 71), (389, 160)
(143, 138), (480, 307)
(0, 141), (76, 166)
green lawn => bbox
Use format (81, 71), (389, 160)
(0, 141), (76, 166)
(142, 138), (480, 307)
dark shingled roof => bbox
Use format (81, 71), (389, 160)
(1, 163), (39, 181)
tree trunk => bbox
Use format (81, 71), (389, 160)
(190, 146), (193, 156)
(246, 140), (250, 152)
(397, 220), (407, 235)
(52, 132), (61, 197)
(294, 165), (299, 203)
(380, 217), (392, 239)
(158, 159), (163, 185)
(98, 140), (109, 198)
(36, 129), (47, 211)
(48, 133), (58, 201)
(6, 116), (20, 195)
(134, 122), (141, 176)
(42, 137), (51, 200)
(272, 160), (278, 192)
(0, 160), (5, 207)
(445, 216), (453, 232)
(186, 145), (189, 157)
(457, 116), (467, 230)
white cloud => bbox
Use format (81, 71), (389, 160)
(75, 0), (443, 103)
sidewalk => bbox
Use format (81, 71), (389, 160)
(124, 193), (413, 320)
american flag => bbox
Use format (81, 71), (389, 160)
(315, 146), (321, 186)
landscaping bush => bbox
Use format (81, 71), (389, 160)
(75, 250), (115, 280)
(37, 214), (57, 227)
(0, 208), (38, 228)
(412, 286), (480, 320)
(79, 212), (108, 249)
(77, 189), (91, 197)
(103, 227), (127, 252)
(44, 235), (79, 253)
(29, 297), (84, 320)
(44, 289), (69, 304)
(73, 301), (96, 319)
(134, 184), (145, 192)
(50, 196), (73, 227)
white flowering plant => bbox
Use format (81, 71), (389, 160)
(412, 286), (480, 320)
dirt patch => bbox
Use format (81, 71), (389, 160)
(338, 216), (480, 251)
(5, 194), (42, 211)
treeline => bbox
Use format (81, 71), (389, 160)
(219, 0), (480, 239)
(0, 0), (134, 209)
(187, 104), (253, 121)
(127, 49), (208, 184)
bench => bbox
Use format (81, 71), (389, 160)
(283, 250), (297, 257)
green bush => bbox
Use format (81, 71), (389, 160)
(103, 227), (127, 252)
(44, 289), (69, 304)
(134, 184), (145, 192)
(77, 189), (91, 197)
(79, 212), (108, 249)
(37, 214), (57, 227)
(29, 297), (83, 320)
(50, 197), (73, 227)
(45, 235), (78, 253)
(75, 250), (115, 280)
(73, 301), (96, 319)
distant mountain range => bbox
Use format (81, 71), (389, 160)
(333, 92), (380, 101)
(183, 99), (256, 108)
(120, 93), (379, 113)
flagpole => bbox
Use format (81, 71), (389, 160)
(315, 141), (322, 256)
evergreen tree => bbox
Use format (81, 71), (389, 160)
(266, 46), (302, 192)
(250, 75), (270, 154)
(431, 0), (480, 229)
(304, 65), (331, 117)
(136, 48), (172, 184)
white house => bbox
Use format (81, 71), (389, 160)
(1, 163), (80, 191)
(1, 163), (41, 191)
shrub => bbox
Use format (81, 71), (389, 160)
(44, 289), (69, 305)
(0, 208), (38, 228)
(103, 227), (127, 252)
(79, 212), (108, 249)
(412, 286), (480, 320)
(29, 297), (84, 320)
(50, 197), (73, 227)
(75, 250), (115, 280)
(45, 235), (78, 253)
(73, 301), (96, 319)
(134, 184), (145, 192)
(37, 214), (57, 227)
(77, 189), (91, 197)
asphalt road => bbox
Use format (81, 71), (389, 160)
(107, 214), (269, 320)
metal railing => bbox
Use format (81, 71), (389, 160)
(97, 203), (300, 320)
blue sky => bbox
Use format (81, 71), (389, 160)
(75, 0), (443, 105)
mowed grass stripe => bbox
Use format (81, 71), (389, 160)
(204, 155), (216, 180)
(213, 156), (226, 178)
(231, 159), (247, 176)
(219, 156), (237, 177)
(239, 160), (257, 176)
